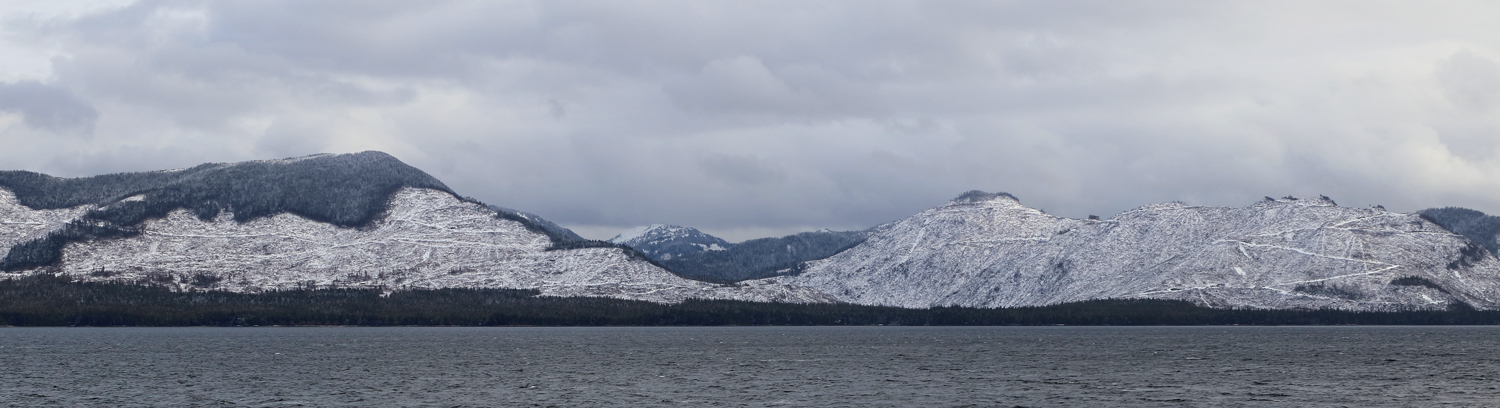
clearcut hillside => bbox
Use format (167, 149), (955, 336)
(773, 191), (1500, 312)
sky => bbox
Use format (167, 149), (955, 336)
(1, 1), (1499, 242)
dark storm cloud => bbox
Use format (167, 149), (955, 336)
(2, 1), (1499, 241)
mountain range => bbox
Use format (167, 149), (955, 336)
(3, 152), (1499, 312)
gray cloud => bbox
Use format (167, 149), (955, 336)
(0, 81), (97, 132)
(1437, 50), (1500, 112)
(697, 153), (786, 186)
(2, 1), (1500, 241)
(665, 55), (889, 120)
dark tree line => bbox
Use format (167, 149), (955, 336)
(3, 275), (1498, 326)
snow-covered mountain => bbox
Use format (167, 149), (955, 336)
(608, 224), (730, 261)
(8, 153), (1500, 313)
(771, 191), (1500, 312)
(0, 153), (833, 304)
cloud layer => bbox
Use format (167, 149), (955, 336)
(2, 1), (1499, 241)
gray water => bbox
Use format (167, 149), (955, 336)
(1, 326), (1497, 407)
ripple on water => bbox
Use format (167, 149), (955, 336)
(1, 326), (1498, 407)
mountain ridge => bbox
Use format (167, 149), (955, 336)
(1419, 207), (1500, 257)
(657, 229), (869, 283)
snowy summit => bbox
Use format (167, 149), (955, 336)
(608, 224), (730, 261)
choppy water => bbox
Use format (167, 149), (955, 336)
(2, 326), (1498, 407)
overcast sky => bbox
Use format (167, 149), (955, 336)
(2, 1), (1499, 241)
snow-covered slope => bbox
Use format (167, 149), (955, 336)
(8, 187), (831, 304)
(772, 191), (1500, 311)
(609, 224), (730, 261)
(488, 205), (587, 242)
(0, 189), (89, 252)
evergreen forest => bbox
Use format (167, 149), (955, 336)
(660, 230), (868, 282)
(3, 274), (1497, 327)
(1420, 207), (1500, 256)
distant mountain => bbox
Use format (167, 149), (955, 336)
(0, 153), (833, 304)
(606, 224), (871, 283)
(609, 224), (731, 261)
(660, 229), (868, 283)
(772, 191), (1500, 312)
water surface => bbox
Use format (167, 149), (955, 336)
(2, 326), (1497, 407)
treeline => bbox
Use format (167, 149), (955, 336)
(3, 275), (1499, 326)
(0, 151), (453, 271)
(660, 230), (868, 283)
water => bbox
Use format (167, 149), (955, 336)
(1, 326), (1497, 407)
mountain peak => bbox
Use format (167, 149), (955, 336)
(609, 224), (730, 261)
(609, 224), (673, 244)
